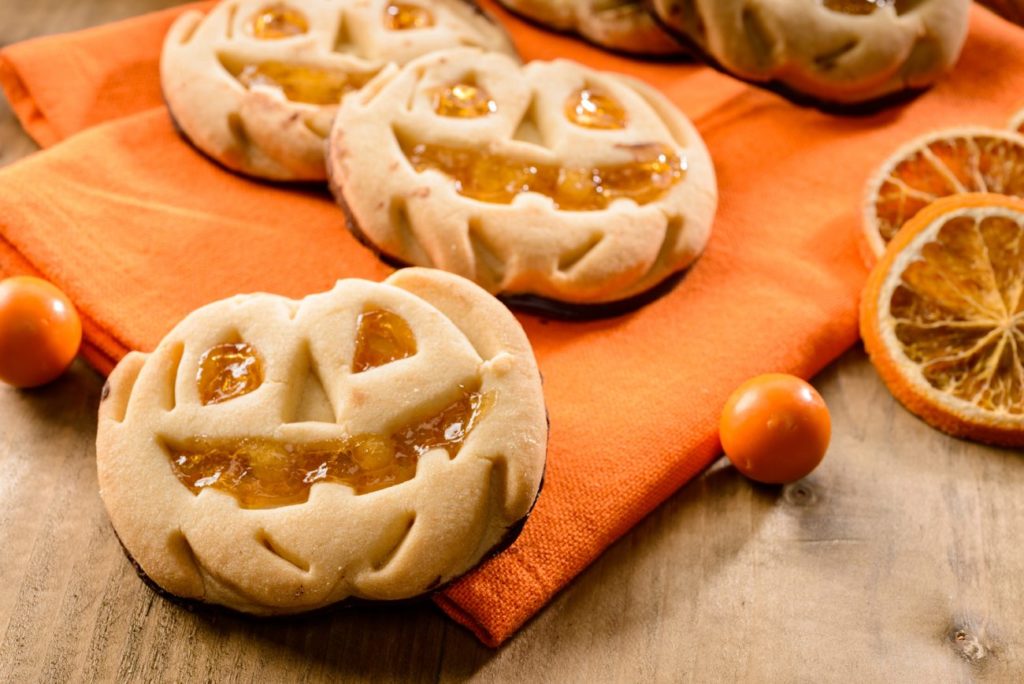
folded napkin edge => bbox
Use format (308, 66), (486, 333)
(0, 49), (60, 148)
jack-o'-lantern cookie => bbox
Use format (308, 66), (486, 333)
(161, 0), (516, 181)
(494, 0), (686, 56)
(327, 49), (718, 308)
(96, 268), (547, 614)
(650, 0), (970, 104)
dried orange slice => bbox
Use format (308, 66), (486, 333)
(863, 128), (1024, 259)
(861, 193), (1024, 447)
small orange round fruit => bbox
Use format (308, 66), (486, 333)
(720, 373), (831, 484)
(0, 276), (82, 388)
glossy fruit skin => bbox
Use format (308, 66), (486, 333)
(720, 373), (831, 484)
(0, 276), (82, 388)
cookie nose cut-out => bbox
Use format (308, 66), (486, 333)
(220, 57), (378, 105)
(352, 309), (418, 372)
(433, 82), (498, 118)
(384, 2), (435, 30)
(197, 343), (264, 405)
(565, 88), (628, 130)
(250, 3), (310, 39)
(822, 0), (892, 15)
(399, 139), (685, 210)
(166, 386), (488, 507)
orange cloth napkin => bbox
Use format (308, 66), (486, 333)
(2, 1), (1023, 647)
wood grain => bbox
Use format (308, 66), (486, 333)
(1, 1), (1022, 681)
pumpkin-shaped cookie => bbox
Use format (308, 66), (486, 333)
(650, 0), (970, 104)
(161, 0), (516, 181)
(96, 268), (547, 614)
(327, 49), (718, 308)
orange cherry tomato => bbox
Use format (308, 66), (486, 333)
(720, 373), (831, 484)
(0, 276), (82, 388)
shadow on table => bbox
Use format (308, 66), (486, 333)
(178, 597), (471, 681)
(6, 359), (104, 430)
(475, 461), (782, 656)
(143, 460), (775, 680)
(24, 359), (780, 677)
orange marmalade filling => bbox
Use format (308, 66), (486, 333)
(250, 4), (309, 38)
(384, 2), (434, 29)
(400, 140), (685, 210)
(352, 309), (418, 372)
(197, 343), (264, 405)
(221, 58), (377, 105)
(822, 0), (892, 14)
(167, 387), (488, 507)
(565, 89), (627, 129)
(434, 83), (497, 118)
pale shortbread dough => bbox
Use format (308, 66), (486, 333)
(97, 268), (547, 614)
(650, 0), (970, 104)
(162, 0), (516, 180)
(327, 48), (718, 306)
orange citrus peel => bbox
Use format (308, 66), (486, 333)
(863, 127), (1024, 261)
(861, 192), (1024, 447)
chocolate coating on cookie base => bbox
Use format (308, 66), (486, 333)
(165, 103), (337, 191)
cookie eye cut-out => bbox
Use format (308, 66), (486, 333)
(433, 82), (498, 118)
(399, 139), (685, 210)
(250, 3), (310, 39)
(352, 309), (418, 372)
(220, 57), (378, 105)
(384, 2), (434, 30)
(166, 385), (487, 507)
(822, 0), (891, 14)
(565, 88), (628, 130)
(197, 343), (264, 405)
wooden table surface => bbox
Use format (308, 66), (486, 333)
(1, 2), (1022, 682)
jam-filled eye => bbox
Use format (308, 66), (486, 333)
(384, 2), (434, 30)
(565, 88), (628, 130)
(250, 3), (309, 39)
(433, 83), (498, 118)
(352, 309), (417, 372)
(197, 342), (264, 405)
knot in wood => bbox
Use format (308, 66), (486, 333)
(949, 627), (987, 663)
(782, 481), (818, 507)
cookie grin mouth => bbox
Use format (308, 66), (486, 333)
(164, 386), (488, 509)
(217, 54), (380, 106)
(396, 133), (687, 210)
